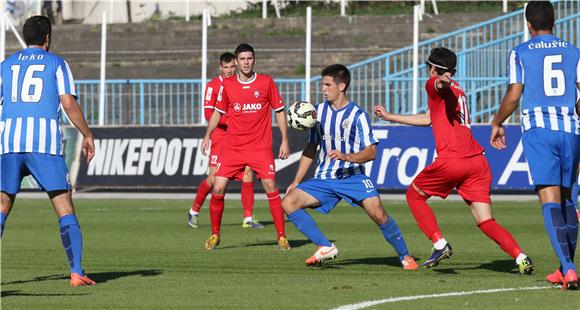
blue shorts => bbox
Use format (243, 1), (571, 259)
(296, 174), (379, 214)
(522, 128), (580, 189)
(0, 153), (71, 194)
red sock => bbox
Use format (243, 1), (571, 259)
(406, 186), (442, 243)
(266, 190), (285, 238)
(192, 179), (212, 213)
(241, 181), (254, 218)
(209, 194), (225, 235)
(478, 219), (522, 259)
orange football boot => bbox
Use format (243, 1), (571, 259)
(70, 273), (96, 287)
(546, 269), (563, 285)
(561, 270), (578, 290)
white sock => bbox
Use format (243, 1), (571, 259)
(433, 238), (448, 250)
(243, 217), (253, 223)
(515, 253), (527, 264)
(189, 209), (199, 216)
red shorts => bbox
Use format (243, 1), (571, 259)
(413, 154), (491, 204)
(209, 139), (223, 168)
(209, 140), (244, 181)
(216, 147), (276, 180)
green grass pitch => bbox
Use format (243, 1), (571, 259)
(1, 198), (578, 309)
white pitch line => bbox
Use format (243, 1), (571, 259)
(333, 286), (552, 310)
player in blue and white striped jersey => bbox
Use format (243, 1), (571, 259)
(490, 1), (580, 290)
(282, 64), (418, 269)
(0, 16), (96, 286)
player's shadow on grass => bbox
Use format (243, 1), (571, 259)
(1, 269), (163, 286)
(468, 259), (519, 274)
(220, 220), (289, 228)
(430, 260), (517, 275)
(89, 269), (163, 283)
(329, 256), (410, 268)
(218, 238), (326, 250)
(1, 290), (89, 298)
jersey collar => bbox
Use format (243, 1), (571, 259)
(237, 72), (257, 84)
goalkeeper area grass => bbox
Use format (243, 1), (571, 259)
(1, 198), (578, 309)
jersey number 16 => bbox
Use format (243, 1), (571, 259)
(10, 64), (45, 103)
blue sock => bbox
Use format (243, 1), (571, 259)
(563, 199), (578, 262)
(542, 203), (575, 273)
(287, 209), (332, 247)
(572, 183), (579, 210)
(379, 216), (410, 261)
(59, 214), (84, 275)
(0, 212), (7, 238)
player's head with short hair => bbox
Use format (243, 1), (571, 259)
(219, 52), (237, 78)
(234, 43), (255, 58)
(234, 43), (256, 77)
(525, 1), (554, 31)
(23, 15), (52, 48)
(426, 47), (457, 76)
(321, 64), (351, 92)
(220, 52), (236, 65)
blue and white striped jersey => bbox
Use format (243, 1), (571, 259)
(308, 101), (378, 179)
(0, 47), (76, 155)
(508, 34), (580, 135)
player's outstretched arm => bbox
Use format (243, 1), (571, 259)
(60, 94), (94, 162)
(286, 143), (317, 194)
(490, 84), (523, 150)
(275, 110), (290, 160)
(201, 110), (222, 155)
(327, 144), (376, 164)
(374, 105), (431, 126)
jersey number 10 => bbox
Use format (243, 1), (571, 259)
(543, 55), (565, 97)
(10, 64), (46, 103)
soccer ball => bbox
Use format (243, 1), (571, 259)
(287, 101), (317, 131)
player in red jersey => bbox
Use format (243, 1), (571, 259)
(374, 47), (534, 273)
(188, 52), (264, 229)
(201, 43), (290, 250)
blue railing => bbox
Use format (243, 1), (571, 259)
(346, 0), (579, 124)
(72, 0), (579, 126)
(74, 78), (307, 126)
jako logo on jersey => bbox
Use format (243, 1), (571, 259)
(233, 103), (242, 112)
(242, 103), (262, 111)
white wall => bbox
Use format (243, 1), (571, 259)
(63, 1), (256, 24)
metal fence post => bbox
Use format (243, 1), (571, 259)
(139, 81), (145, 125)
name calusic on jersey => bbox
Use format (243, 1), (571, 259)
(527, 40), (568, 50)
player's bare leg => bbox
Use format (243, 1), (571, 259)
(405, 184), (453, 268)
(205, 176), (229, 250)
(261, 179), (288, 249)
(539, 186), (578, 289)
(361, 197), (418, 270)
(283, 188), (336, 264)
(470, 202), (533, 275)
(48, 190), (95, 286)
(241, 167), (263, 228)
(0, 192), (16, 237)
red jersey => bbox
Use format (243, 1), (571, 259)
(426, 76), (484, 159)
(204, 75), (229, 142)
(215, 73), (284, 151)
